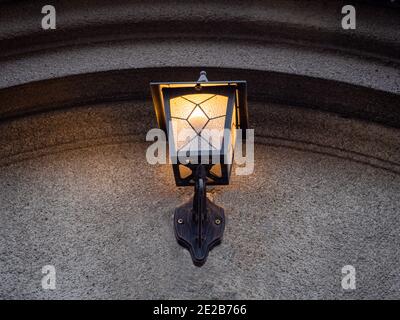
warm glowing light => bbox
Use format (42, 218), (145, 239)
(169, 94), (228, 153)
(150, 73), (249, 266)
(188, 106), (208, 133)
(150, 74), (248, 186)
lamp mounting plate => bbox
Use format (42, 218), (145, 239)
(174, 198), (225, 267)
(174, 165), (225, 266)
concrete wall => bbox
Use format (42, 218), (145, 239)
(0, 0), (399, 299)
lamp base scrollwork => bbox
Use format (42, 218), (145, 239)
(174, 165), (225, 267)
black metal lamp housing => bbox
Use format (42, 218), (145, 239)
(150, 71), (248, 266)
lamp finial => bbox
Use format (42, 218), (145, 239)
(197, 71), (208, 82)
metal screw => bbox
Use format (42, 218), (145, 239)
(177, 218), (184, 224)
(215, 218), (221, 225)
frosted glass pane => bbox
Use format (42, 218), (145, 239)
(201, 116), (226, 149)
(204, 116), (226, 130)
(168, 93), (230, 153)
(179, 165), (192, 178)
(170, 118), (196, 150)
(182, 94), (215, 105)
(210, 164), (222, 178)
(179, 136), (215, 152)
(231, 105), (237, 152)
(199, 95), (228, 119)
(227, 104), (237, 164)
(187, 106), (208, 133)
(170, 96), (195, 119)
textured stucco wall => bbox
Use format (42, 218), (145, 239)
(1, 100), (400, 299)
(0, 0), (399, 299)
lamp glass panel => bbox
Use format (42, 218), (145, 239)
(169, 93), (229, 153)
(187, 106), (208, 133)
(200, 95), (228, 118)
(169, 96), (195, 119)
(179, 136), (216, 152)
(178, 164), (192, 178)
(210, 164), (222, 178)
(170, 118), (197, 150)
(226, 102), (237, 168)
(202, 116), (226, 150)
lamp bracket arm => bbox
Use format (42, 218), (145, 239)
(174, 164), (225, 266)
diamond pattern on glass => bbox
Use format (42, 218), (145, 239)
(170, 96), (196, 119)
(201, 116), (226, 149)
(180, 136), (216, 152)
(187, 106), (208, 133)
(200, 95), (228, 119)
(171, 118), (197, 150)
(169, 93), (229, 152)
(182, 94), (215, 105)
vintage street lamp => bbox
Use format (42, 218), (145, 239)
(150, 71), (248, 266)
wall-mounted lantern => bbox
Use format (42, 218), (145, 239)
(150, 71), (248, 266)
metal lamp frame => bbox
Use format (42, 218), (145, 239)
(150, 72), (248, 266)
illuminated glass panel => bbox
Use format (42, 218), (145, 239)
(187, 106), (208, 133)
(202, 116), (226, 149)
(170, 96), (195, 119)
(200, 95), (228, 119)
(170, 118), (197, 150)
(181, 94), (215, 105)
(226, 102), (237, 167)
(169, 93), (229, 153)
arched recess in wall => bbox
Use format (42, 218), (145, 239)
(1, 1), (400, 299)
(0, 0), (399, 163)
(0, 0), (398, 123)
